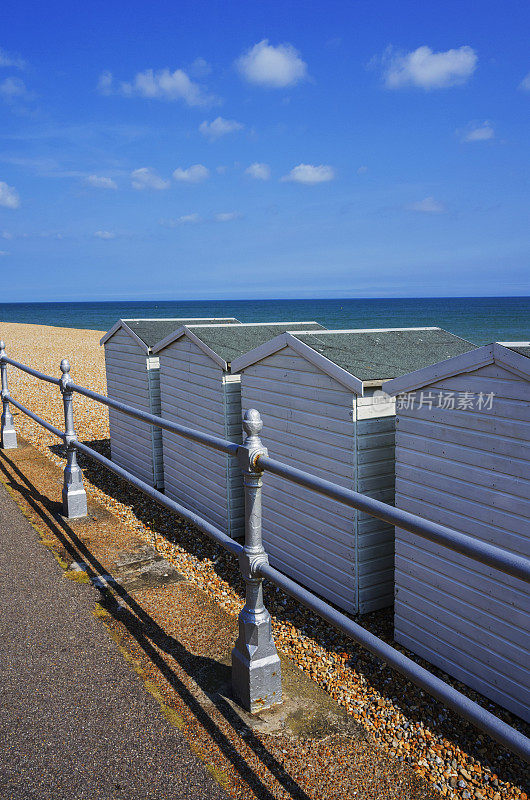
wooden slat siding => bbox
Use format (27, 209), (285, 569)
(396, 542), (529, 630)
(396, 449), (530, 501)
(147, 356), (164, 488)
(222, 376), (244, 538)
(397, 415), (530, 462)
(397, 432), (528, 480)
(396, 608), (530, 713)
(355, 391), (396, 613)
(394, 361), (530, 722)
(159, 337), (239, 536)
(240, 349), (359, 613)
(242, 373), (354, 409)
(104, 329), (155, 487)
(398, 463), (530, 518)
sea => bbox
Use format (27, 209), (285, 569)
(0, 297), (529, 345)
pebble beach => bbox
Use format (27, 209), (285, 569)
(0, 319), (528, 800)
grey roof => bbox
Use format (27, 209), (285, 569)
(189, 322), (325, 366)
(123, 318), (240, 348)
(506, 345), (530, 358)
(291, 328), (476, 382)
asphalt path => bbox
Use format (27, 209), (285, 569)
(0, 481), (227, 800)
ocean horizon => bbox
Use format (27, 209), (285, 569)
(0, 296), (529, 345)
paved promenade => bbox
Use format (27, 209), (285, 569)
(0, 481), (226, 800)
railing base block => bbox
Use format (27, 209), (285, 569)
(62, 487), (88, 519)
(1, 428), (18, 449)
(231, 611), (283, 714)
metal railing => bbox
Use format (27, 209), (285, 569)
(1, 340), (529, 763)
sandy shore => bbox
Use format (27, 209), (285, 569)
(0, 320), (527, 800)
(0, 321), (109, 452)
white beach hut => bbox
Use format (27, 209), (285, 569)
(100, 318), (240, 488)
(231, 327), (476, 614)
(152, 321), (325, 538)
(383, 341), (530, 721)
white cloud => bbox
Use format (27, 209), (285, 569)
(94, 230), (115, 239)
(97, 71), (113, 95)
(161, 213), (202, 227)
(216, 165), (227, 174)
(0, 181), (20, 209)
(85, 175), (118, 189)
(1, 231), (13, 239)
(0, 77), (28, 101)
(214, 211), (241, 222)
(281, 163), (335, 184)
(40, 231), (64, 240)
(245, 162), (271, 180)
(462, 121), (494, 142)
(199, 117), (244, 140)
(236, 39), (308, 88)
(99, 68), (217, 106)
(177, 213), (201, 224)
(519, 72), (530, 91)
(382, 45), (477, 90)
(131, 167), (170, 190)
(406, 196), (445, 213)
(0, 250), (9, 256)
(0, 48), (25, 69)
(173, 164), (209, 183)
(357, 165), (368, 174)
(189, 57), (211, 78)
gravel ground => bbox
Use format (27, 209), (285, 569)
(0, 320), (528, 800)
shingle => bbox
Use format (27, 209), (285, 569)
(291, 328), (476, 382)
(505, 345), (530, 358)
(189, 322), (326, 366)
(124, 318), (240, 349)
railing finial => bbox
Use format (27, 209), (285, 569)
(242, 409), (265, 470)
(243, 407), (263, 437)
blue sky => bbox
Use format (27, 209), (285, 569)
(0, 0), (529, 301)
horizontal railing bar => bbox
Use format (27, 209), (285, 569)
(7, 395), (66, 440)
(257, 455), (530, 584)
(259, 561), (530, 763)
(1, 355), (61, 385)
(74, 440), (243, 558)
(70, 383), (239, 457)
(2, 350), (527, 761)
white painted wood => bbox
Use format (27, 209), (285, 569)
(385, 343), (530, 397)
(355, 400), (396, 613)
(240, 349), (397, 615)
(393, 358), (530, 722)
(159, 337), (244, 538)
(103, 328), (161, 487)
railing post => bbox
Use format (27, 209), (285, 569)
(0, 341), (17, 449)
(232, 409), (282, 713)
(59, 359), (87, 519)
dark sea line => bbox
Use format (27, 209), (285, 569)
(0, 297), (529, 345)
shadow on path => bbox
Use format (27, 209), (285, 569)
(0, 449), (314, 800)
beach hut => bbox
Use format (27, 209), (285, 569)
(152, 321), (325, 538)
(383, 341), (530, 721)
(100, 318), (240, 488)
(231, 327), (476, 614)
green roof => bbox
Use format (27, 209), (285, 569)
(506, 345), (530, 358)
(190, 322), (325, 366)
(124, 318), (240, 349)
(292, 328), (476, 382)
